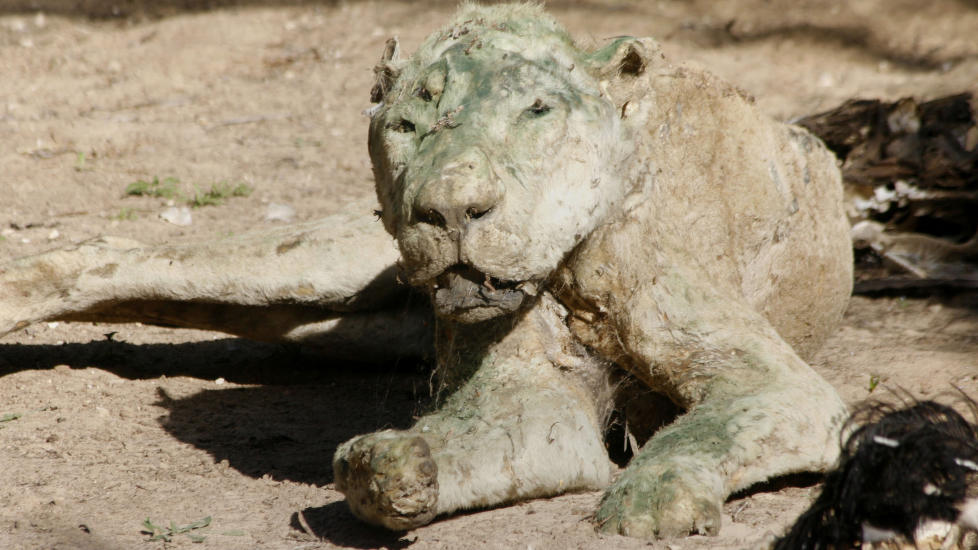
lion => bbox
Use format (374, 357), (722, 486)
(0, 3), (852, 539)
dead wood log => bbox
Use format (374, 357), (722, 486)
(796, 93), (978, 293)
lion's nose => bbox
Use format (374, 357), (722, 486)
(413, 151), (502, 230)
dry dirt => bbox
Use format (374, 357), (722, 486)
(2, 1), (978, 549)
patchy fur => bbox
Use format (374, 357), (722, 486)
(341, 2), (852, 538)
(0, 3), (853, 539)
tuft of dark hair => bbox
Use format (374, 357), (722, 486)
(774, 392), (978, 550)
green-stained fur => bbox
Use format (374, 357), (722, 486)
(340, 1), (851, 539)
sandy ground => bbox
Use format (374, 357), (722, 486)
(1, 1), (978, 548)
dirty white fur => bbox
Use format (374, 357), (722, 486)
(422, 297), (615, 514)
(0, 3), (853, 540)
(959, 499), (978, 531)
(341, 2), (851, 539)
(0, 198), (430, 361)
(369, 5), (635, 287)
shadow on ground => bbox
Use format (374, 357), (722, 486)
(0, 337), (430, 487)
(157, 374), (426, 485)
(0, 336), (426, 384)
(292, 502), (415, 549)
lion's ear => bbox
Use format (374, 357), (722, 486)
(370, 37), (402, 104)
(586, 37), (660, 111)
(587, 36), (655, 79)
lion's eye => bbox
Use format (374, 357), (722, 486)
(415, 86), (433, 102)
(387, 118), (417, 133)
(525, 99), (551, 116)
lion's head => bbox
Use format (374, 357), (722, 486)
(368, 4), (653, 323)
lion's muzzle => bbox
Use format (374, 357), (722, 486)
(411, 148), (503, 233)
(431, 266), (526, 322)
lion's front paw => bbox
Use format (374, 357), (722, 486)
(333, 431), (438, 530)
(594, 463), (722, 539)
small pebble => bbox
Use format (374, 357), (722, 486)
(265, 202), (295, 222)
(159, 206), (192, 226)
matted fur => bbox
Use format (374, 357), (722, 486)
(343, 2), (852, 538)
(0, 3), (854, 539)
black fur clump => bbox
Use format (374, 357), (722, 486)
(774, 397), (978, 550)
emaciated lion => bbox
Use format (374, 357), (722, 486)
(0, 3), (853, 539)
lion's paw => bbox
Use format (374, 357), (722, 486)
(333, 431), (438, 530)
(594, 463), (722, 539)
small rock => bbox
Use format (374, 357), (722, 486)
(265, 203), (295, 222)
(47, 229), (59, 240)
(215, 377), (226, 385)
(159, 206), (192, 226)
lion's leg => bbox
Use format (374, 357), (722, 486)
(0, 200), (428, 359)
(333, 300), (614, 529)
(594, 267), (847, 538)
(333, 356), (612, 529)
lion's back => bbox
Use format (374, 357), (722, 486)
(627, 63), (852, 357)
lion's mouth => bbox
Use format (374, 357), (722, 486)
(430, 265), (534, 322)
